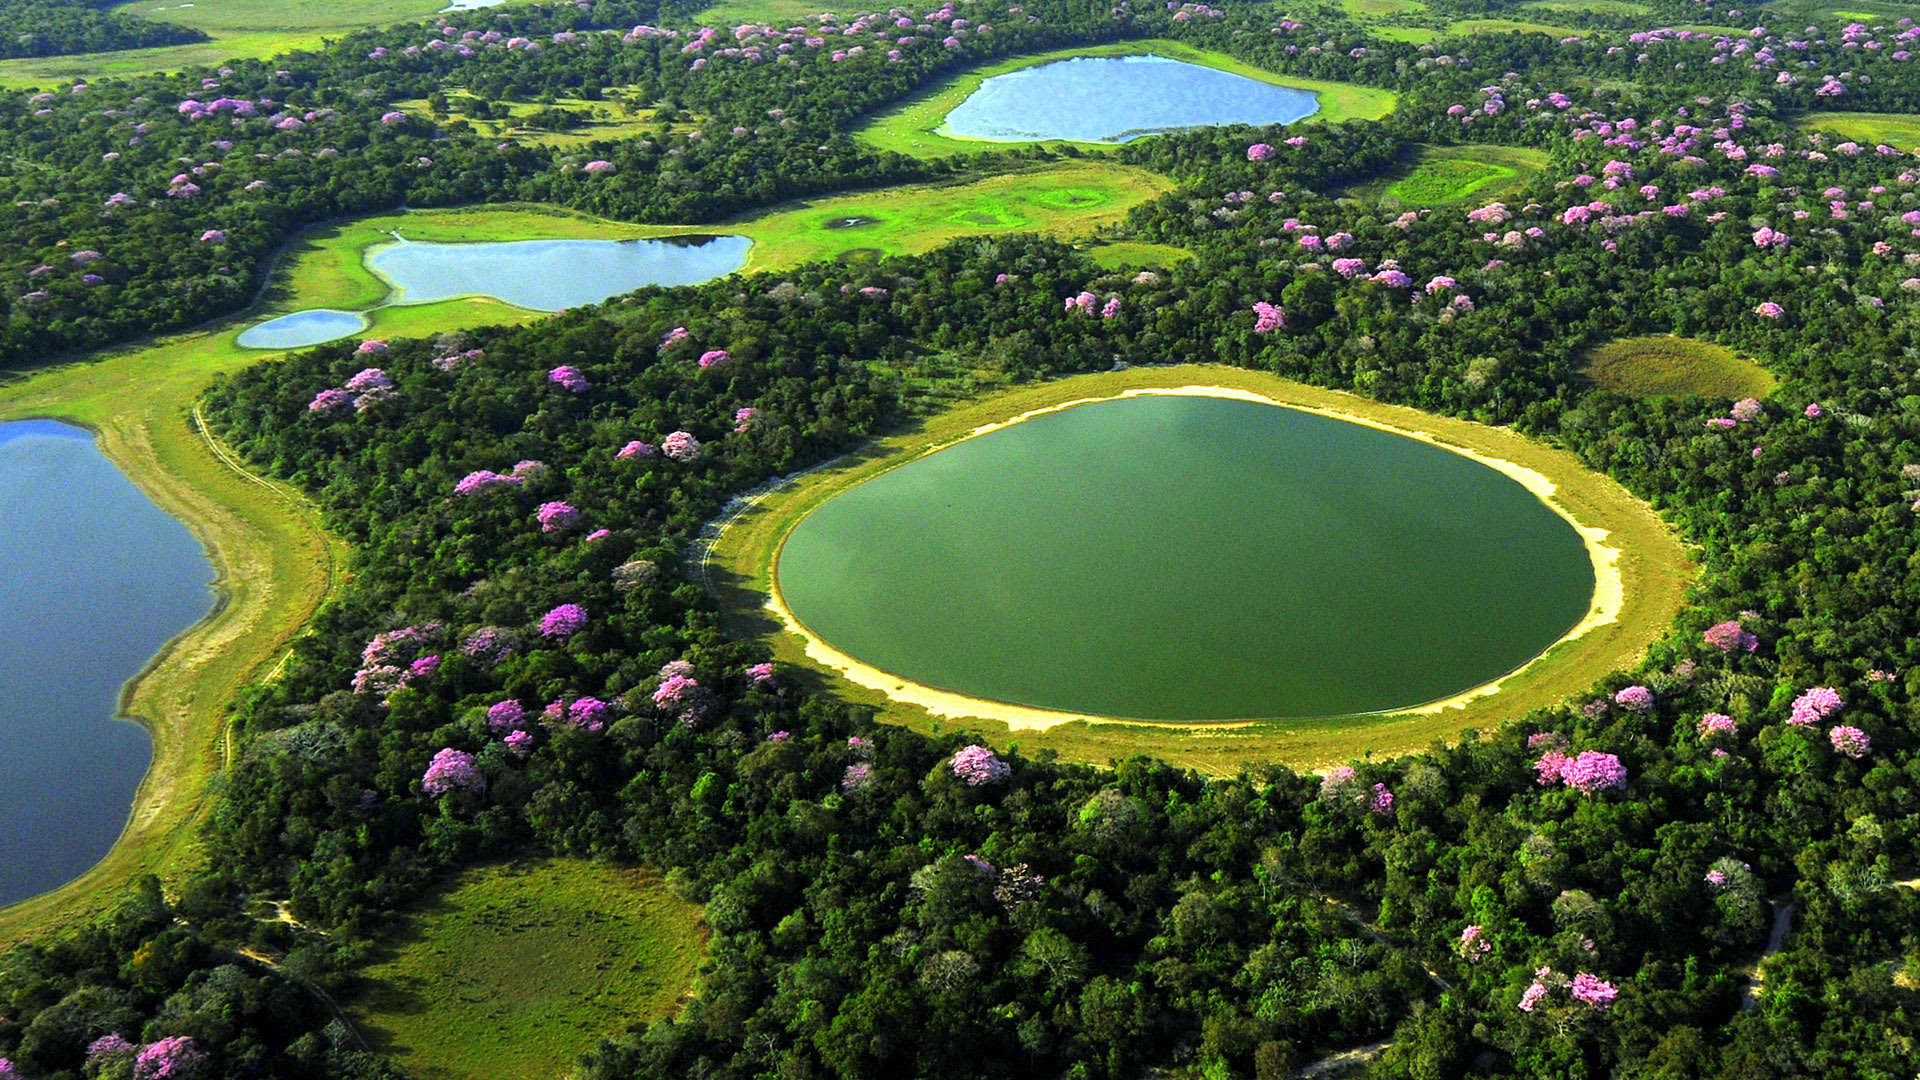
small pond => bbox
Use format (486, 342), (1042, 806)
(940, 55), (1320, 143)
(367, 235), (752, 311)
(236, 308), (367, 350)
(778, 395), (1594, 721)
(0, 421), (215, 907)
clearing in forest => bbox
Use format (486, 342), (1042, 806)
(1578, 336), (1777, 399)
(1352, 145), (1548, 207)
(354, 861), (705, 1080)
(1796, 111), (1920, 150)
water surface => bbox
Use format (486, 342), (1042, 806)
(0, 421), (215, 906)
(368, 235), (752, 311)
(779, 395), (1593, 720)
(941, 54), (1320, 143)
(237, 309), (366, 350)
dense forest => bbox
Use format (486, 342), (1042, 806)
(0, 0), (204, 60)
(5, 0), (1920, 1077)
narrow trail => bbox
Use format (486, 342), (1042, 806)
(1298, 1039), (1393, 1079)
(1740, 902), (1792, 1011)
(1315, 893), (1452, 993)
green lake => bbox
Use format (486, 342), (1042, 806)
(776, 394), (1595, 721)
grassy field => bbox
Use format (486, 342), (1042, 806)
(706, 365), (1695, 775)
(1340, 0), (1426, 13)
(390, 88), (700, 150)
(1796, 111), (1920, 149)
(675, 0), (830, 25)
(854, 39), (1399, 160)
(0, 0), (539, 88)
(1446, 17), (1583, 36)
(1577, 335), (1777, 399)
(1519, 0), (1652, 13)
(354, 860), (705, 1080)
(1088, 241), (1193, 270)
(1348, 144), (1547, 208)
(1371, 25), (1444, 42)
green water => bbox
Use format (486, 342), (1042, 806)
(777, 395), (1595, 721)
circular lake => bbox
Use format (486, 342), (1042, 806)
(0, 421), (214, 906)
(940, 55), (1320, 143)
(777, 395), (1595, 721)
(237, 308), (367, 350)
(367, 235), (752, 311)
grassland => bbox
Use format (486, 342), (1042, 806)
(1519, 0), (1652, 14)
(1088, 241), (1193, 270)
(706, 365), (1695, 775)
(1446, 18), (1584, 36)
(390, 88), (700, 150)
(1578, 335), (1777, 399)
(354, 860), (705, 1080)
(1796, 111), (1920, 149)
(854, 39), (1399, 160)
(0, 0), (539, 88)
(1348, 144), (1548, 208)
(1340, 0), (1426, 13)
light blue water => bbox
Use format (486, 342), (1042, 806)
(940, 54), (1320, 143)
(0, 421), (215, 906)
(237, 309), (367, 350)
(368, 235), (753, 311)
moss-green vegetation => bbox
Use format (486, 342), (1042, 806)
(1446, 17), (1584, 36)
(1578, 335), (1777, 400)
(0, 0), (540, 87)
(1349, 144), (1547, 208)
(390, 87), (701, 150)
(1796, 110), (1920, 149)
(1087, 241), (1193, 270)
(354, 861), (705, 1080)
(1340, 0), (1426, 13)
(1372, 25), (1444, 42)
(854, 39), (1398, 160)
(1519, 0), (1652, 14)
(708, 365), (1694, 775)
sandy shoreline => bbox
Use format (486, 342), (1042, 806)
(762, 384), (1626, 733)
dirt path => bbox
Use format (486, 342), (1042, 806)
(1741, 902), (1792, 1011)
(1299, 1039), (1393, 1079)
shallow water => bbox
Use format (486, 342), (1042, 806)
(940, 54), (1320, 143)
(779, 395), (1594, 721)
(0, 421), (215, 906)
(237, 309), (367, 350)
(367, 235), (752, 311)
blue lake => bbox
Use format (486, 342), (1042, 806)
(367, 235), (753, 311)
(940, 54), (1320, 143)
(0, 421), (215, 907)
(237, 309), (367, 350)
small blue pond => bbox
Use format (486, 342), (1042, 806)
(941, 54), (1320, 143)
(0, 421), (215, 907)
(237, 309), (367, 350)
(367, 235), (753, 311)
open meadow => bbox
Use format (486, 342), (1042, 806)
(1578, 335), (1778, 399)
(354, 861), (705, 1080)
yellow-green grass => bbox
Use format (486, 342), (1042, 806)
(1796, 110), (1920, 150)
(1371, 25), (1444, 42)
(853, 39), (1399, 160)
(1446, 18), (1583, 36)
(1519, 0), (1651, 14)
(391, 88), (702, 150)
(1340, 0), (1426, 14)
(0, 0), (542, 88)
(1577, 335), (1776, 399)
(1385, 145), (1547, 205)
(354, 860), (705, 1080)
(675, 0), (834, 26)
(706, 364), (1695, 776)
(726, 162), (1173, 274)
(1088, 241), (1193, 270)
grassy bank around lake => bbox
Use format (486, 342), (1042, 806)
(854, 39), (1399, 160)
(353, 860), (705, 1080)
(706, 365), (1695, 775)
(1578, 335), (1777, 399)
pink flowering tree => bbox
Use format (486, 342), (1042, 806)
(661, 431), (702, 461)
(1250, 301), (1285, 333)
(537, 501), (581, 532)
(540, 603), (588, 638)
(1703, 620), (1758, 653)
(133, 1036), (203, 1079)
(951, 745), (1010, 786)
(1829, 725), (1870, 758)
(1789, 686), (1842, 725)
(422, 748), (484, 795)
